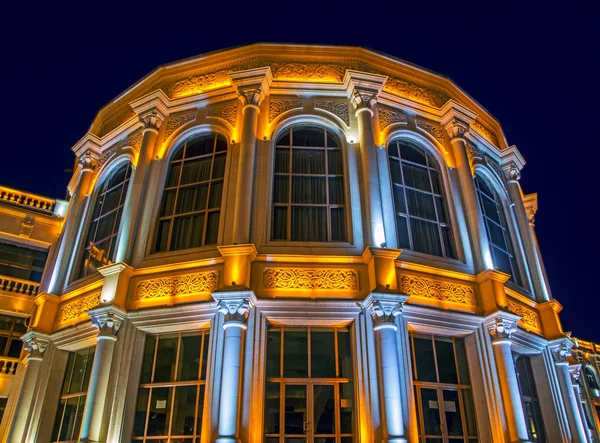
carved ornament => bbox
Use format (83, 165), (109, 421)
(487, 316), (517, 342)
(167, 70), (232, 99)
(263, 268), (359, 290)
(98, 108), (136, 138)
(20, 219), (34, 238)
(89, 306), (126, 339)
(471, 120), (499, 146)
(207, 103), (238, 126)
(550, 339), (573, 364)
(506, 299), (542, 333)
(378, 106), (408, 129)
(465, 142), (483, 163)
(416, 120), (446, 148)
(216, 297), (252, 327)
(164, 113), (196, 139)
(135, 271), (218, 300)
(97, 147), (118, 170)
(315, 101), (350, 126)
(399, 275), (476, 306)
(79, 152), (98, 171)
(269, 99), (303, 122)
(271, 63), (351, 82)
(21, 331), (50, 360)
(384, 78), (445, 107)
(362, 293), (408, 331)
(57, 291), (101, 325)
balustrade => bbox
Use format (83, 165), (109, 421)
(0, 186), (55, 212)
(0, 357), (19, 375)
(0, 275), (40, 295)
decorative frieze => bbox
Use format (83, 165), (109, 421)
(167, 70), (232, 99)
(399, 275), (476, 306)
(271, 63), (351, 82)
(269, 99), (303, 122)
(97, 146), (117, 169)
(506, 299), (542, 333)
(262, 268), (359, 290)
(416, 120), (446, 147)
(57, 291), (101, 325)
(315, 101), (350, 126)
(207, 103), (238, 127)
(135, 271), (219, 300)
(465, 142), (483, 162)
(164, 113), (196, 139)
(471, 120), (499, 146)
(124, 130), (143, 151)
(378, 106), (407, 129)
(384, 78), (445, 107)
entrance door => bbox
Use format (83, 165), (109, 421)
(416, 387), (475, 443)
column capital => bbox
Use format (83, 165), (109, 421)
(443, 118), (470, 141)
(362, 292), (409, 331)
(568, 363), (582, 384)
(88, 305), (127, 341)
(440, 100), (476, 141)
(502, 162), (521, 183)
(230, 66), (273, 109)
(485, 311), (521, 343)
(129, 89), (170, 132)
(523, 193), (538, 228)
(549, 337), (574, 364)
(78, 150), (99, 172)
(344, 70), (386, 116)
(21, 331), (50, 361)
(212, 290), (256, 330)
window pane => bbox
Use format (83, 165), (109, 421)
(414, 337), (437, 382)
(275, 148), (290, 173)
(293, 127), (325, 147)
(389, 159), (402, 184)
(435, 338), (458, 384)
(160, 190), (177, 217)
(154, 335), (178, 383)
(205, 212), (220, 245)
(266, 330), (281, 378)
(147, 387), (172, 436)
(403, 162), (431, 192)
(396, 215), (410, 249)
(420, 388), (442, 435)
(185, 135), (215, 158)
(272, 207), (288, 240)
(455, 339), (470, 385)
(284, 384), (307, 435)
(400, 142), (427, 165)
(410, 218), (443, 257)
(277, 129), (290, 146)
(393, 185), (406, 214)
(274, 176), (289, 203)
(69, 350), (88, 394)
(176, 184), (208, 214)
(51, 399), (65, 442)
(292, 177), (326, 204)
(200, 333), (209, 380)
(313, 385), (335, 434)
(311, 331), (335, 378)
(155, 220), (171, 252)
(462, 389), (478, 436)
(264, 382), (280, 434)
(208, 181), (223, 208)
(171, 385), (197, 435)
(340, 382), (354, 434)
(443, 389), (464, 436)
(283, 331), (308, 378)
(291, 207), (327, 242)
(292, 149), (325, 174)
(167, 162), (182, 187)
(338, 329), (353, 379)
(430, 169), (441, 194)
(406, 189), (436, 221)
(178, 334), (201, 381)
(196, 385), (206, 436)
(59, 396), (79, 441)
(330, 208), (346, 242)
(327, 149), (343, 175)
(328, 177), (344, 204)
(133, 388), (150, 438)
(212, 153), (226, 179)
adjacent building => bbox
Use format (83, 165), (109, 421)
(2, 43), (599, 443)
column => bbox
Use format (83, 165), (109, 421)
(523, 194), (553, 301)
(115, 107), (166, 263)
(212, 291), (256, 443)
(550, 340), (588, 443)
(7, 332), (50, 443)
(441, 110), (491, 273)
(229, 68), (272, 245)
(485, 314), (531, 442)
(571, 366), (593, 443)
(78, 306), (126, 443)
(47, 152), (97, 294)
(363, 292), (409, 443)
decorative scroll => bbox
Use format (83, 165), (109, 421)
(124, 130), (143, 150)
(506, 299), (542, 333)
(164, 113), (196, 139)
(399, 275), (476, 306)
(271, 63), (351, 82)
(97, 146), (117, 169)
(167, 70), (232, 99)
(465, 142), (483, 162)
(269, 99), (303, 122)
(315, 101), (350, 126)
(471, 120), (499, 146)
(135, 271), (218, 300)
(378, 106), (408, 129)
(57, 292), (101, 324)
(263, 268), (359, 290)
(207, 103), (238, 127)
(384, 78), (445, 107)
(416, 120), (446, 147)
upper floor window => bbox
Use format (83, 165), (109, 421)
(272, 125), (346, 242)
(79, 163), (132, 279)
(515, 355), (546, 442)
(0, 314), (26, 359)
(0, 242), (48, 282)
(154, 133), (227, 252)
(387, 140), (456, 258)
(474, 176), (521, 284)
(584, 366), (599, 390)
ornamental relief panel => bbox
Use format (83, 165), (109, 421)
(98, 108), (136, 138)
(124, 129), (143, 151)
(506, 299), (542, 333)
(269, 99), (303, 122)
(166, 70), (233, 99)
(135, 271), (219, 300)
(57, 291), (101, 325)
(164, 113), (197, 140)
(263, 268), (359, 291)
(315, 101), (350, 126)
(271, 63), (352, 82)
(471, 120), (499, 147)
(207, 103), (238, 127)
(97, 146), (117, 170)
(384, 78), (445, 108)
(416, 120), (446, 148)
(378, 106), (408, 129)
(399, 275), (476, 306)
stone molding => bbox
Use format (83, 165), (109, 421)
(271, 63), (351, 82)
(398, 275), (476, 306)
(383, 77), (445, 108)
(362, 292), (409, 331)
(262, 268), (359, 290)
(471, 119), (499, 146)
(135, 271), (218, 300)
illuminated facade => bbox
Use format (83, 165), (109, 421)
(2, 43), (599, 443)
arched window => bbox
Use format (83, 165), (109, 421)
(387, 140), (456, 258)
(79, 162), (132, 278)
(154, 133), (227, 252)
(584, 367), (600, 390)
(474, 175), (521, 284)
(271, 125), (346, 242)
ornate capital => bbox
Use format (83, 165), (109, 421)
(79, 151), (98, 171)
(229, 66), (272, 110)
(362, 292), (409, 331)
(129, 89), (170, 132)
(351, 89), (377, 114)
(569, 364), (582, 385)
(212, 291), (256, 330)
(140, 109), (165, 131)
(502, 163), (521, 183)
(21, 331), (50, 361)
(238, 87), (266, 108)
(549, 337), (574, 364)
(444, 118), (469, 140)
(485, 312), (520, 343)
(88, 305), (127, 341)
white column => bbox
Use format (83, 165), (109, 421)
(212, 291), (256, 443)
(486, 314), (531, 443)
(363, 292), (409, 443)
(78, 306), (126, 443)
(571, 366), (593, 443)
(550, 340), (588, 443)
(7, 332), (50, 443)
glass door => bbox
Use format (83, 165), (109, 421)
(416, 387), (475, 443)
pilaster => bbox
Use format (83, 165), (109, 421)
(362, 247), (402, 292)
(97, 262), (134, 309)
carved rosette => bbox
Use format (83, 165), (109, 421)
(398, 275), (476, 306)
(378, 106), (407, 129)
(486, 315), (518, 343)
(269, 99), (303, 122)
(262, 268), (358, 290)
(212, 292), (256, 330)
(207, 103), (238, 127)
(315, 101), (350, 126)
(164, 113), (197, 140)
(21, 331), (50, 361)
(135, 271), (218, 300)
(362, 293), (409, 331)
(417, 120), (446, 148)
(88, 306), (127, 340)
(506, 299), (542, 333)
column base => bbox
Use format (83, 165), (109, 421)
(215, 438), (240, 443)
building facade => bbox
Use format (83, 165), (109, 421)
(2, 43), (599, 443)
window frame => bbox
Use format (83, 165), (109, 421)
(0, 242), (48, 283)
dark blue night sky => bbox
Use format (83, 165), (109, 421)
(1, 1), (598, 340)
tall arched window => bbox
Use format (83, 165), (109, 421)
(79, 162), (132, 278)
(154, 133), (227, 252)
(474, 175), (521, 284)
(271, 125), (346, 242)
(387, 140), (456, 258)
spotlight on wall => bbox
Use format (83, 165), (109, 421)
(379, 242), (387, 248)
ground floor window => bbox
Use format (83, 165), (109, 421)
(410, 333), (478, 442)
(133, 330), (210, 442)
(264, 325), (355, 443)
(51, 346), (95, 443)
(515, 355), (546, 443)
(0, 397), (7, 424)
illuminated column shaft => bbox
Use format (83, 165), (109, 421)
(572, 380), (592, 442)
(7, 332), (49, 443)
(115, 114), (162, 263)
(363, 293), (408, 443)
(213, 292), (254, 443)
(79, 307), (125, 443)
(487, 316), (530, 443)
(354, 97), (385, 247)
(47, 155), (96, 294)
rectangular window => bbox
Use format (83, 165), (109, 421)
(0, 315), (26, 359)
(51, 347), (95, 443)
(133, 330), (210, 441)
(515, 356), (546, 442)
(0, 242), (48, 283)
